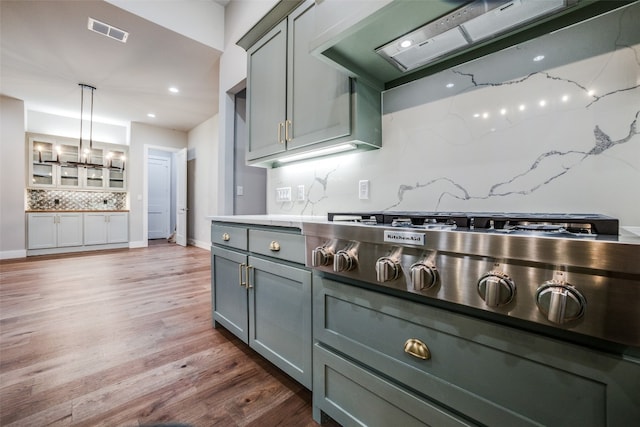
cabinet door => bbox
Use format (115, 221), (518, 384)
(107, 213), (128, 243)
(211, 246), (249, 343)
(246, 19), (287, 161)
(83, 213), (108, 245)
(85, 167), (105, 189)
(27, 213), (57, 249)
(248, 255), (312, 389)
(286, 1), (351, 150)
(56, 213), (83, 247)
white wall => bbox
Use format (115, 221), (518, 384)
(129, 122), (187, 247)
(187, 115), (218, 249)
(27, 110), (128, 145)
(217, 0), (279, 215)
(0, 96), (27, 259)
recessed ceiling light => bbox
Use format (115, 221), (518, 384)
(169, 87), (179, 93)
(561, 95), (569, 102)
(519, 104), (526, 111)
(147, 113), (156, 118)
(533, 55), (545, 62)
(539, 100), (547, 107)
(500, 108), (507, 115)
(446, 83), (455, 88)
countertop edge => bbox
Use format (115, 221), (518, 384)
(208, 215), (327, 229)
(26, 210), (130, 213)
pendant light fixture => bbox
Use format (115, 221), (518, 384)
(77, 83), (102, 166)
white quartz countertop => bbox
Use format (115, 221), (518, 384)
(208, 214), (327, 229)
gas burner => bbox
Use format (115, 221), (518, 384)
(327, 212), (619, 237)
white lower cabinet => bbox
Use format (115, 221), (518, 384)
(83, 213), (128, 245)
(27, 213), (83, 249)
(27, 212), (128, 255)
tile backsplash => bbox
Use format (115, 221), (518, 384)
(27, 189), (127, 211)
(268, 3), (640, 227)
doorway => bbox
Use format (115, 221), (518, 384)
(144, 146), (187, 246)
(234, 89), (266, 214)
(148, 152), (172, 239)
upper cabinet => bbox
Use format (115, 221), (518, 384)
(28, 135), (127, 191)
(241, 0), (381, 167)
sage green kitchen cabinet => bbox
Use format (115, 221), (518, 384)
(245, 0), (381, 167)
(313, 275), (640, 427)
(211, 222), (312, 389)
(27, 212), (83, 249)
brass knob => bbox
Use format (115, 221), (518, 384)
(403, 338), (431, 360)
(222, 232), (230, 241)
(269, 241), (281, 252)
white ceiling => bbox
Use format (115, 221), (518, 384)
(1, 0), (226, 133)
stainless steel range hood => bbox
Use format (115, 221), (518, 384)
(376, 0), (569, 72)
(310, 0), (631, 89)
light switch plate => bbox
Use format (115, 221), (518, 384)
(359, 180), (370, 200)
(236, 185), (244, 196)
(276, 187), (292, 202)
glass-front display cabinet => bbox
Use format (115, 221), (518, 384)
(28, 134), (128, 191)
(30, 140), (55, 186)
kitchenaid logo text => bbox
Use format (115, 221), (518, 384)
(384, 230), (425, 246)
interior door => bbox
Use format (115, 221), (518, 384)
(175, 148), (187, 246)
(148, 155), (171, 239)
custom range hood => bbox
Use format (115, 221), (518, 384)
(310, 0), (633, 89)
(376, 0), (573, 72)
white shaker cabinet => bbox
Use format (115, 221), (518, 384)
(27, 213), (83, 249)
(83, 213), (128, 245)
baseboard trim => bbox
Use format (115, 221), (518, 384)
(0, 249), (27, 260)
(129, 240), (147, 249)
(188, 239), (211, 251)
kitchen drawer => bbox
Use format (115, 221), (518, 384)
(313, 343), (470, 427)
(249, 228), (305, 264)
(211, 223), (248, 250)
(314, 275), (640, 426)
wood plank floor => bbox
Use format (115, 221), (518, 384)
(0, 242), (327, 427)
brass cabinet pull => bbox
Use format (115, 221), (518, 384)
(239, 263), (246, 288)
(285, 119), (292, 142)
(277, 122), (283, 144)
(404, 338), (431, 360)
(269, 241), (281, 252)
(222, 232), (230, 242)
(246, 265), (254, 289)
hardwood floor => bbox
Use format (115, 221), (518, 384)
(0, 243), (325, 426)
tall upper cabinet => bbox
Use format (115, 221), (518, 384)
(28, 135), (127, 191)
(241, 0), (381, 167)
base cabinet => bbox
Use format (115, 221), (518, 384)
(211, 222), (312, 389)
(27, 212), (83, 249)
(313, 274), (640, 427)
(27, 212), (128, 255)
(83, 212), (129, 245)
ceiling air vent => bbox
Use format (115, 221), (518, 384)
(88, 17), (129, 43)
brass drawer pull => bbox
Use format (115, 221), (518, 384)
(222, 232), (230, 241)
(239, 263), (246, 288)
(269, 241), (281, 252)
(404, 338), (431, 360)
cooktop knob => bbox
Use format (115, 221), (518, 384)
(477, 271), (515, 307)
(536, 281), (586, 324)
(376, 257), (400, 282)
(312, 246), (334, 267)
(333, 250), (356, 272)
(410, 262), (439, 290)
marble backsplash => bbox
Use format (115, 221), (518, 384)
(268, 3), (640, 227)
(27, 189), (128, 211)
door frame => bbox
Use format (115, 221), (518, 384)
(147, 154), (172, 239)
(142, 144), (185, 245)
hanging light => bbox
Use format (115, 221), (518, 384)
(71, 83), (102, 168)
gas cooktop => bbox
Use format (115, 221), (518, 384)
(327, 211), (619, 237)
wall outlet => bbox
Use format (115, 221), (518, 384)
(276, 187), (292, 202)
(297, 185), (305, 201)
(236, 185), (244, 196)
(359, 180), (370, 200)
